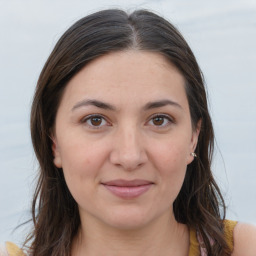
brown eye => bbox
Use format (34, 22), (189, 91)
(148, 114), (173, 128)
(83, 115), (108, 129)
(152, 116), (165, 126)
(90, 116), (103, 126)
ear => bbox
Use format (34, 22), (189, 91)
(51, 134), (62, 168)
(187, 119), (201, 165)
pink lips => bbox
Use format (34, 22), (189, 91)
(102, 179), (153, 199)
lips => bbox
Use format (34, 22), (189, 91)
(101, 179), (154, 199)
(102, 179), (153, 187)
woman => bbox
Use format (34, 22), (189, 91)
(3, 9), (256, 256)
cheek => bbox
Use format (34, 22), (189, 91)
(152, 138), (189, 171)
(60, 136), (104, 170)
(150, 139), (189, 194)
(58, 138), (108, 195)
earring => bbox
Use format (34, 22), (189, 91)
(191, 152), (197, 158)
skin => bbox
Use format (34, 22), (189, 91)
(52, 50), (198, 256)
(232, 223), (256, 255)
(51, 50), (256, 255)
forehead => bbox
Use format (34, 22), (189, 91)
(74, 50), (184, 86)
(60, 50), (188, 110)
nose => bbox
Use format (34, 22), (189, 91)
(109, 126), (148, 171)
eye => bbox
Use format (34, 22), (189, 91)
(81, 115), (109, 129)
(147, 114), (173, 128)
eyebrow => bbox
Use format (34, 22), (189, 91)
(142, 99), (182, 111)
(72, 99), (116, 111)
(72, 99), (182, 112)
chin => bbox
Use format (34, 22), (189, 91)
(100, 206), (156, 231)
(106, 218), (149, 231)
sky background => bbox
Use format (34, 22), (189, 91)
(0, 0), (255, 245)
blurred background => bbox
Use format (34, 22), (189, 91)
(0, 0), (255, 245)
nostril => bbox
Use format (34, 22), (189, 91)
(109, 150), (148, 171)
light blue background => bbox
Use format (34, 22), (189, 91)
(0, 0), (255, 245)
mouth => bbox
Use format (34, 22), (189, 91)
(101, 179), (154, 199)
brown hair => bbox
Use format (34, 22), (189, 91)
(28, 9), (229, 256)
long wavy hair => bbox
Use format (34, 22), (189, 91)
(27, 9), (229, 256)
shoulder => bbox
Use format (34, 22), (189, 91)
(232, 222), (256, 256)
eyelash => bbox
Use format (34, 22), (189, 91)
(81, 114), (110, 129)
(147, 114), (174, 128)
(80, 114), (174, 130)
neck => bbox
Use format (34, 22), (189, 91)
(72, 211), (189, 256)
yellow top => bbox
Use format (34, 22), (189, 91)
(5, 241), (26, 256)
(189, 220), (238, 256)
(5, 220), (237, 256)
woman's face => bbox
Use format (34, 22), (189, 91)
(52, 50), (200, 230)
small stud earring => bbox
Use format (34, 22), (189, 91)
(191, 152), (197, 158)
